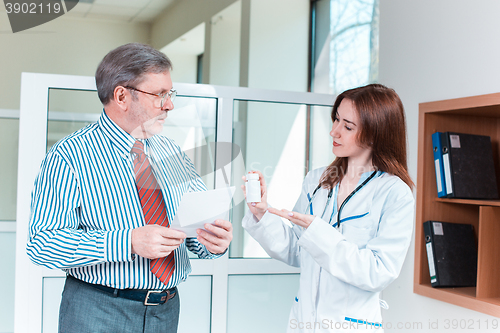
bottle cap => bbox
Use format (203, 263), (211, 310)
(246, 173), (259, 180)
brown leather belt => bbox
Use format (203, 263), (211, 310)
(68, 275), (176, 306)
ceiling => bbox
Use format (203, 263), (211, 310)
(0, 0), (178, 23)
(65, 0), (177, 23)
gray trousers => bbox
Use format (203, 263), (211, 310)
(58, 276), (180, 333)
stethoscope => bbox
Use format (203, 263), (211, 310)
(303, 170), (378, 228)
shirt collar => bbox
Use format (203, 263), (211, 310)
(98, 110), (137, 159)
(358, 170), (383, 185)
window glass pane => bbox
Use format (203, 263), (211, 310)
(209, 0), (241, 86)
(231, 101), (306, 258)
(310, 105), (335, 171)
(47, 90), (217, 189)
(42, 277), (65, 333)
(0, 232), (15, 332)
(47, 88), (101, 151)
(330, 0), (379, 94)
(48, 89), (102, 114)
(312, 0), (379, 94)
(227, 274), (300, 333)
(164, 96), (217, 191)
(177, 275), (212, 333)
(167, 96), (217, 258)
(0, 118), (19, 220)
(48, 89), (218, 259)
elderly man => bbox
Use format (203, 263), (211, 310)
(27, 43), (233, 333)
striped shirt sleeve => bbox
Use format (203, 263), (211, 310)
(27, 151), (134, 269)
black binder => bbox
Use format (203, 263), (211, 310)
(440, 132), (498, 199)
(424, 221), (477, 287)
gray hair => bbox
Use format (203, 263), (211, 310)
(95, 43), (172, 105)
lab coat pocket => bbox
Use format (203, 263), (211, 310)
(342, 223), (375, 249)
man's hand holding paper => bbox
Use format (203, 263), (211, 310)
(197, 219), (233, 255)
(171, 187), (235, 254)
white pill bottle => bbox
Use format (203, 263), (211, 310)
(245, 173), (261, 203)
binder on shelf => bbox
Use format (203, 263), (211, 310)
(432, 132), (447, 197)
(424, 221), (477, 288)
(438, 132), (498, 200)
(440, 132), (453, 196)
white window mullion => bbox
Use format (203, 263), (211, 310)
(0, 109), (20, 118)
(211, 95), (234, 332)
(211, 253), (229, 333)
(0, 221), (16, 232)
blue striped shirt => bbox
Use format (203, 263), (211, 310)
(27, 111), (220, 290)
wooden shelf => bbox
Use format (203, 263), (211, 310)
(435, 198), (500, 207)
(414, 92), (500, 318)
(414, 284), (500, 317)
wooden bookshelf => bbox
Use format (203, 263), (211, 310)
(435, 198), (500, 207)
(415, 92), (500, 318)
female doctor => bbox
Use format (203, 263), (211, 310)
(242, 84), (415, 332)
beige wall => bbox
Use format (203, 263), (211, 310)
(209, 0), (242, 86)
(380, 0), (500, 330)
(0, 15), (150, 110)
(247, 0), (308, 92)
(151, 0), (237, 49)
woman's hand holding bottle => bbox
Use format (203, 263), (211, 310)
(241, 170), (268, 221)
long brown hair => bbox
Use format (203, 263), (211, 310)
(319, 84), (414, 189)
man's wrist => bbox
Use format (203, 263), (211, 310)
(209, 247), (228, 256)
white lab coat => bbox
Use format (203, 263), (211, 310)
(242, 168), (414, 332)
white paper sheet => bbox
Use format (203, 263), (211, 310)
(171, 187), (235, 237)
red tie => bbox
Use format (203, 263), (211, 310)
(132, 141), (175, 286)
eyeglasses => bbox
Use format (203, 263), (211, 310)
(124, 86), (177, 108)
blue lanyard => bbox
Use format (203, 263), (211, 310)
(304, 170), (378, 227)
(336, 170), (377, 228)
(304, 185), (333, 221)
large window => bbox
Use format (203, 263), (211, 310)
(312, 0), (379, 94)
